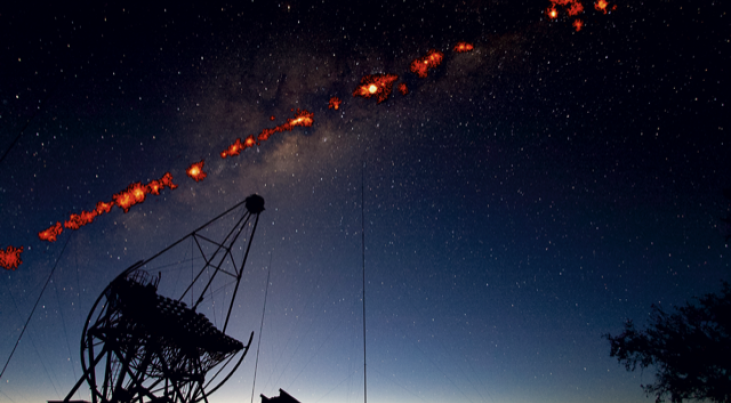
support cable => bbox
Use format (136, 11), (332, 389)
(250, 252), (274, 403)
(2, 275), (60, 397)
(0, 388), (17, 403)
(361, 160), (367, 403)
(0, 233), (71, 380)
(53, 277), (79, 392)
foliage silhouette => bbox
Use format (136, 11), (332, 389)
(605, 282), (731, 402)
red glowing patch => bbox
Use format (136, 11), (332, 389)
(222, 112), (313, 158)
(159, 172), (178, 190)
(398, 83), (409, 96)
(64, 210), (98, 230)
(568, 2), (584, 15)
(328, 97), (342, 110)
(453, 42), (474, 53)
(594, 0), (608, 13)
(547, 0), (584, 17)
(352, 74), (399, 104)
(270, 116), (276, 121)
(573, 18), (584, 31)
(256, 129), (275, 143)
(113, 183), (139, 212)
(38, 173), (178, 242)
(131, 183), (147, 202)
(0, 245), (23, 270)
(410, 49), (444, 79)
(146, 180), (162, 196)
(186, 160), (207, 182)
(39, 222), (63, 242)
(221, 138), (245, 158)
(257, 109), (315, 142)
(110, 173), (178, 214)
(288, 109), (314, 128)
(95, 201), (114, 214)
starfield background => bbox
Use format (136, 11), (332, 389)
(0, 1), (729, 403)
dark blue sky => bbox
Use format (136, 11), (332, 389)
(1, 1), (729, 402)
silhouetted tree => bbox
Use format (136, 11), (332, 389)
(606, 282), (731, 403)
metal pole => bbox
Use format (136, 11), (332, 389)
(361, 161), (367, 403)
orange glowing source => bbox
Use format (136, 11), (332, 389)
(398, 83), (409, 96)
(146, 180), (162, 195)
(328, 97), (342, 110)
(112, 173), (178, 213)
(64, 210), (99, 230)
(158, 172), (178, 190)
(96, 201), (114, 214)
(0, 245), (23, 270)
(567, 1), (584, 15)
(187, 160), (207, 182)
(131, 183), (147, 202)
(288, 110), (314, 127)
(410, 49), (444, 78)
(547, 0), (584, 17)
(223, 135), (258, 158)
(113, 185), (137, 212)
(221, 138), (245, 158)
(594, 0), (608, 13)
(38, 173), (178, 242)
(352, 74), (399, 104)
(39, 222), (63, 242)
(248, 109), (315, 143)
(573, 18), (584, 31)
(453, 42), (474, 53)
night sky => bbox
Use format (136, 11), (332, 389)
(1, 1), (729, 403)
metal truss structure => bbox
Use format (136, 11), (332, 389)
(62, 195), (266, 403)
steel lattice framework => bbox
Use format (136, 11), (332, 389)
(62, 195), (265, 403)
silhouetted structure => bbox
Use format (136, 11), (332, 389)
(606, 281), (731, 403)
(60, 195), (265, 403)
(261, 389), (302, 403)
